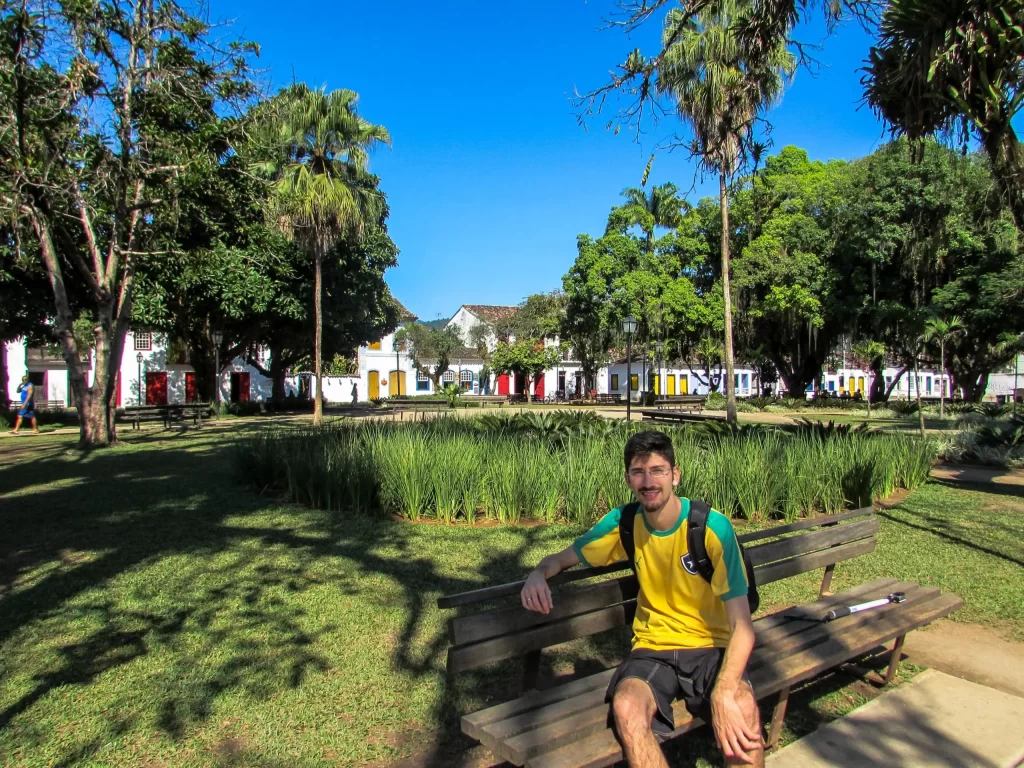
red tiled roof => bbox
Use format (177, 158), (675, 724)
(392, 297), (417, 322)
(462, 305), (518, 324)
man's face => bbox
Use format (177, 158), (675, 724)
(625, 452), (681, 512)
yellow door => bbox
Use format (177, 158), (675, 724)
(368, 371), (380, 400)
(389, 371), (405, 397)
(667, 375), (676, 395)
(847, 377), (855, 395)
(679, 376), (689, 394)
(654, 375), (660, 395)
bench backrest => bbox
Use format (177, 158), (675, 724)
(438, 506), (878, 675)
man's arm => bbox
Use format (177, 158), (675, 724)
(520, 545), (579, 615)
(711, 597), (762, 764)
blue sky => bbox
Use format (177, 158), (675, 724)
(210, 1), (888, 321)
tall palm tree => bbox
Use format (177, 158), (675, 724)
(657, 0), (795, 423)
(923, 315), (965, 418)
(262, 85), (390, 424)
(619, 182), (688, 252)
(851, 340), (886, 418)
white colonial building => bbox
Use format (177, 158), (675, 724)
(4, 333), (272, 408)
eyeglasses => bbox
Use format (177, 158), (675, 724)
(628, 466), (672, 480)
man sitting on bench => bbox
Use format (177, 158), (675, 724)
(520, 431), (762, 767)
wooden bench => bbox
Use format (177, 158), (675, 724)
(639, 408), (725, 424)
(463, 395), (508, 409)
(121, 403), (207, 429)
(437, 507), (962, 768)
(593, 394), (624, 405)
(654, 394), (706, 412)
(387, 398), (451, 410)
(27, 399), (67, 410)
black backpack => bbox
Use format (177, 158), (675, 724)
(618, 499), (759, 613)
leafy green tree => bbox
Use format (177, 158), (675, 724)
(865, 0), (1024, 228)
(259, 84), (390, 424)
(0, 0), (256, 446)
(923, 315), (966, 417)
(490, 339), (561, 402)
(509, 292), (565, 341)
(395, 324), (464, 389)
(656, 0), (796, 423)
(732, 147), (855, 395)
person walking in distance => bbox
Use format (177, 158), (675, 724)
(12, 375), (40, 435)
(351, 381), (358, 404)
(521, 431), (762, 767)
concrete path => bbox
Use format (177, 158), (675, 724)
(766, 669), (1024, 768)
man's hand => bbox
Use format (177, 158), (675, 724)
(521, 569), (553, 614)
(710, 683), (762, 765)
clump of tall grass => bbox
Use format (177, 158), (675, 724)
(234, 417), (940, 525)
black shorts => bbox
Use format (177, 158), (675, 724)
(606, 647), (743, 735)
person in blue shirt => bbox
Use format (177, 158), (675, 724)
(12, 375), (40, 435)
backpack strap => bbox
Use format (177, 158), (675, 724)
(617, 501), (641, 569)
(686, 500), (716, 585)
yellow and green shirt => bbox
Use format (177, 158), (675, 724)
(572, 498), (748, 651)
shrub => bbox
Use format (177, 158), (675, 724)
(887, 399), (920, 417)
(234, 417), (940, 525)
(704, 391), (726, 410)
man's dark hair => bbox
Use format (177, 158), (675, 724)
(624, 430), (675, 472)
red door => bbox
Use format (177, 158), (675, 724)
(497, 374), (509, 396)
(533, 373), (545, 400)
(185, 372), (198, 403)
(231, 372), (250, 402)
(146, 372), (168, 405)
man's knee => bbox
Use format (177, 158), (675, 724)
(612, 679), (656, 732)
(736, 680), (761, 728)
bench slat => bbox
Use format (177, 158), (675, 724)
(450, 575), (638, 646)
(523, 591), (963, 768)
(737, 506), (875, 544)
(438, 562), (631, 610)
(462, 670), (616, 741)
(754, 536), (876, 586)
(746, 516), (879, 567)
(448, 603), (635, 675)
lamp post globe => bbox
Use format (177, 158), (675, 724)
(621, 317), (638, 421)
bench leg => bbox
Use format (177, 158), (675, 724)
(882, 634), (906, 685)
(818, 564), (835, 597)
(767, 685), (790, 749)
(521, 649), (541, 694)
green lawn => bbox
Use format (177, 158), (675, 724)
(0, 424), (1021, 767)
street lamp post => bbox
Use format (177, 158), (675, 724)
(621, 317), (638, 421)
(212, 330), (223, 414)
(654, 340), (664, 400)
(136, 352), (144, 406)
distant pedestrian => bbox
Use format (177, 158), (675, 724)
(351, 382), (358, 404)
(12, 376), (39, 435)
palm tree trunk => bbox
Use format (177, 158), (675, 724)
(939, 341), (945, 419)
(914, 352), (925, 438)
(720, 172), (737, 424)
(313, 248), (324, 426)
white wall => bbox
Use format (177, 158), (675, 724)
(447, 307), (493, 348)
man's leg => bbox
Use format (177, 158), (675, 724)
(11, 415), (22, 433)
(30, 416), (38, 433)
(612, 678), (668, 768)
(723, 680), (763, 768)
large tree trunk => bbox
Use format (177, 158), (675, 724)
(720, 172), (737, 424)
(313, 248), (324, 425)
(951, 370), (989, 403)
(0, 341), (8, 410)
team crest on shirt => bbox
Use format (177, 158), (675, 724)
(680, 553), (699, 575)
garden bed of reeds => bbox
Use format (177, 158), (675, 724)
(234, 412), (937, 526)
